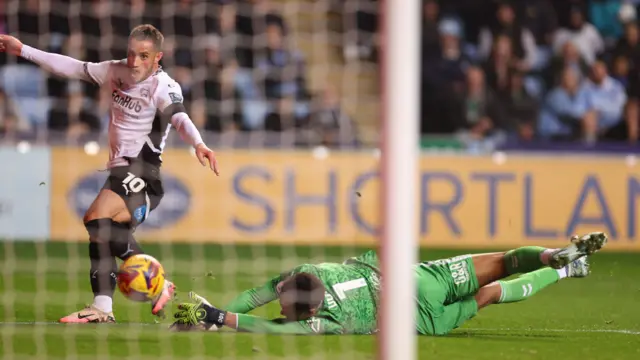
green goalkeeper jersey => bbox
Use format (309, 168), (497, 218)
(224, 250), (381, 335)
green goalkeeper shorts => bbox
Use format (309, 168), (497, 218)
(414, 254), (480, 336)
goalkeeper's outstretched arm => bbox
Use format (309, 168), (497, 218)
(223, 313), (344, 335)
(223, 313), (322, 335)
(223, 276), (282, 314)
(222, 267), (316, 314)
(173, 271), (343, 335)
(174, 301), (340, 335)
(0, 35), (97, 82)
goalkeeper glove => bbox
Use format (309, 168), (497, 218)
(171, 292), (227, 331)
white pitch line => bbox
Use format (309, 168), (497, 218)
(0, 322), (157, 326)
(0, 323), (638, 335)
(464, 328), (640, 335)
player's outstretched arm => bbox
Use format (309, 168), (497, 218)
(225, 313), (324, 335)
(222, 266), (317, 314)
(0, 35), (98, 83)
(223, 276), (281, 314)
(171, 294), (334, 335)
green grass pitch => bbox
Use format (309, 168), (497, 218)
(1, 241), (639, 359)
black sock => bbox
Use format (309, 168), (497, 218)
(85, 218), (145, 297)
(85, 219), (118, 296)
(107, 221), (144, 261)
(88, 241), (117, 297)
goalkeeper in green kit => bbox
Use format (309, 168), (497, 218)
(171, 232), (607, 336)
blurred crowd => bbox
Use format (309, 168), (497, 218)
(1, 0), (640, 150)
(0, 0), (358, 147)
(417, 0), (640, 147)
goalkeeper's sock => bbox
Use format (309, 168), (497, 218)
(497, 268), (560, 303)
(503, 246), (551, 275)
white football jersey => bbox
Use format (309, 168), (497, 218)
(83, 60), (185, 168)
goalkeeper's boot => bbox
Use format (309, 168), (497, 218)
(565, 257), (590, 278)
(151, 280), (176, 317)
(549, 232), (608, 269)
(59, 305), (116, 323)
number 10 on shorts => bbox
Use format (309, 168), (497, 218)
(122, 172), (146, 194)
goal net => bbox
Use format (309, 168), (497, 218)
(1, 0), (401, 359)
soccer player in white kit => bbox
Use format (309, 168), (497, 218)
(0, 25), (219, 323)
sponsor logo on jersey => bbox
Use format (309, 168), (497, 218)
(112, 90), (143, 113)
(169, 92), (183, 104)
(133, 204), (147, 223)
(68, 172), (190, 230)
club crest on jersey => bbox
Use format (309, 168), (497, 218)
(141, 88), (150, 99)
(112, 90), (143, 113)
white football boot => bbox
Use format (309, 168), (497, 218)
(549, 232), (608, 269)
(59, 305), (116, 323)
(565, 257), (590, 278)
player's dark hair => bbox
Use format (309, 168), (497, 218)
(280, 273), (325, 317)
(129, 24), (164, 51)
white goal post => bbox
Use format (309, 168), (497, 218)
(378, 0), (421, 360)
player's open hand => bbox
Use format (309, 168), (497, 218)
(195, 143), (219, 176)
(0, 35), (23, 56)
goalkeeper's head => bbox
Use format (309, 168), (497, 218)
(278, 273), (325, 321)
(127, 24), (164, 83)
